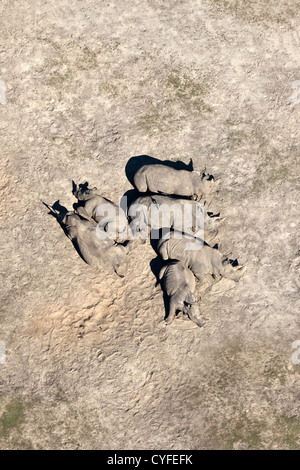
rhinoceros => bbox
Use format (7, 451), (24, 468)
(157, 230), (246, 282)
(72, 182), (128, 242)
(159, 261), (203, 327)
(132, 164), (217, 201)
(128, 194), (219, 237)
(62, 211), (128, 277)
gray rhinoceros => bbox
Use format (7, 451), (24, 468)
(132, 164), (217, 201)
(157, 231), (246, 282)
(128, 194), (219, 237)
(159, 260), (203, 327)
(62, 211), (128, 277)
(72, 182), (128, 242)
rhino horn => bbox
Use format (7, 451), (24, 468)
(233, 265), (247, 273)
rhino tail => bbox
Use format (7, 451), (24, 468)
(114, 267), (125, 278)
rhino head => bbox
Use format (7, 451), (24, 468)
(192, 169), (219, 197)
(183, 293), (203, 327)
(72, 181), (98, 201)
(62, 211), (80, 229)
(221, 256), (247, 282)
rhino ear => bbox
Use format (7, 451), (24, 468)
(79, 181), (89, 191)
(185, 292), (196, 305)
(230, 258), (239, 266)
(199, 166), (207, 178)
(72, 180), (77, 195)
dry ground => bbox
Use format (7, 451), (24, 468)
(0, 0), (299, 450)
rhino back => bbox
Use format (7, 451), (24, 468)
(165, 237), (194, 266)
(83, 195), (109, 219)
(160, 261), (187, 296)
(162, 232), (210, 274)
(74, 224), (104, 267)
(131, 195), (211, 233)
(187, 244), (225, 277)
(75, 221), (125, 271)
(134, 165), (193, 196)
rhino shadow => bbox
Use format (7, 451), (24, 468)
(150, 256), (171, 322)
(149, 227), (173, 254)
(42, 199), (68, 225)
(125, 154), (193, 187)
(150, 255), (165, 284)
(120, 188), (141, 215)
(42, 199), (84, 264)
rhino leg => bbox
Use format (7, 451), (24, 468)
(76, 206), (94, 222)
(165, 299), (177, 324)
(130, 218), (148, 241)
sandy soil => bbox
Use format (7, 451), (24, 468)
(0, 0), (299, 450)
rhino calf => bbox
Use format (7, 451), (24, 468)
(133, 164), (217, 201)
(73, 182), (128, 242)
(62, 211), (128, 277)
(159, 261), (203, 327)
(128, 194), (219, 237)
(157, 231), (246, 282)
